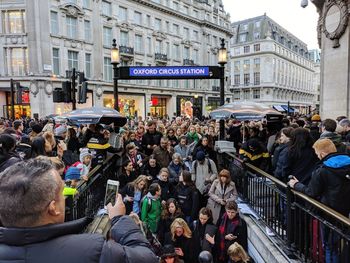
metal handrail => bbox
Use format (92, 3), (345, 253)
(225, 152), (350, 227)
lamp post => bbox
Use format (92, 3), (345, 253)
(218, 38), (227, 140)
(111, 39), (120, 111)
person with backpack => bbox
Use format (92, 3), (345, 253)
(191, 151), (217, 207)
(175, 171), (200, 224)
(141, 183), (162, 234)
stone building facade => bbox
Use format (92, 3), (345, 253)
(229, 15), (317, 114)
(0, 0), (231, 119)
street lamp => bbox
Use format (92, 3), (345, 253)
(111, 39), (120, 111)
(218, 38), (227, 140)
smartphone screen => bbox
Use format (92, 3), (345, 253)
(104, 180), (119, 206)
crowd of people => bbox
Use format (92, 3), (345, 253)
(0, 112), (350, 263)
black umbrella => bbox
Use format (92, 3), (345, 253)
(209, 101), (283, 122)
(65, 107), (127, 126)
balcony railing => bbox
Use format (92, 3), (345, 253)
(119, 46), (134, 56)
(183, 59), (194, 66)
(155, 53), (167, 63)
(212, 86), (220, 92)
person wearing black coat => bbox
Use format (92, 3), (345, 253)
(192, 136), (217, 163)
(153, 168), (175, 204)
(120, 175), (148, 215)
(175, 171), (200, 224)
(192, 208), (217, 263)
(0, 134), (21, 173)
(0, 159), (158, 263)
(142, 121), (163, 156)
(273, 127), (294, 179)
(141, 156), (161, 183)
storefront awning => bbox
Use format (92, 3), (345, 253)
(281, 105), (295, 113)
(273, 105), (285, 112)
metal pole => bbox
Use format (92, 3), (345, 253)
(219, 64), (225, 140)
(72, 68), (76, 110)
(10, 78), (15, 120)
(113, 64), (119, 111)
(287, 100), (290, 116)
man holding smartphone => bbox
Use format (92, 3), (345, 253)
(0, 159), (158, 263)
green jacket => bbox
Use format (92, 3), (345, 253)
(140, 194), (161, 233)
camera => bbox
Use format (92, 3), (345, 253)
(301, 0), (308, 8)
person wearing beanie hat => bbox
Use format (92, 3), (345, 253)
(160, 244), (184, 263)
(54, 125), (67, 139)
(63, 167), (81, 196)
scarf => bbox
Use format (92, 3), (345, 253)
(218, 213), (239, 260)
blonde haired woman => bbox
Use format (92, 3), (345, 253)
(164, 218), (194, 263)
(120, 175), (148, 215)
(227, 242), (252, 263)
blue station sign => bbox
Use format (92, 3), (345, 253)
(118, 66), (221, 80)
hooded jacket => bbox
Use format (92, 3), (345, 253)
(294, 153), (350, 216)
(0, 216), (158, 263)
(140, 193), (162, 233)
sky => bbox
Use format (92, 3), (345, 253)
(222, 0), (319, 50)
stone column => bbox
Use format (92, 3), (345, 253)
(312, 0), (350, 118)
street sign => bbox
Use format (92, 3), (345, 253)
(118, 66), (222, 80)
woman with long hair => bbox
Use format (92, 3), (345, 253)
(153, 168), (174, 204)
(164, 218), (194, 263)
(158, 198), (184, 244)
(273, 127), (293, 178)
(31, 136), (49, 158)
(175, 170), (200, 225)
(192, 207), (217, 262)
(66, 127), (80, 153)
(227, 242), (252, 263)
(281, 128), (318, 184)
(207, 169), (238, 224)
(192, 135), (216, 163)
(0, 134), (21, 172)
(120, 175), (148, 215)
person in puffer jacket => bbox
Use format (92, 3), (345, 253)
(0, 159), (158, 263)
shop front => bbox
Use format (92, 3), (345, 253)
(176, 95), (203, 119)
(149, 95), (169, 118)
(103, 93), (145, 119)
(206, 97), (221, 113)
(4, 90), (31, 119)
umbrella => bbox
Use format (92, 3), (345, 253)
(209, 101), (283, 122)
(65, 107), (127, 126)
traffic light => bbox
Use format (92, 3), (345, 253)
(62, 81), (72, 103)
(78, 81), (88, 104)
(53, 88), (64, 103)
(15, 82), (23, 104)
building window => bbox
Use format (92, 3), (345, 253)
(193, 30), (199, 41)
(183, 46), (190, 59)
(166, 21), (170, 33)
(183, 5), (189, 15)
(103, 57), (112, 81)
(155, 18), (161, 31)
(83, 0), (91, 9)
(173, 24), (179, 35)
(155, 40), (162, 53)
(244, 46), (250, 53)
(254, 32), (260, 40)
(102, 1), (112, 16)
(254, 44), (260, 52)
(184, 27), (189, 39)
(234, 91), (240, 100)
(254, 58), (260, 71)
(134, 11), (142, 25)
(234, 61), (240, 72)
(84, 20), (91, 42)
(146, 15), (151, 27)
(243, 60), (250, 71)
(173, 44), (180, 59)
(120, 31), (129, 46)
(193, 10), (199, 18)
(253, 89), (260, 99)
(147, 37), (152, 54)
(119, 6), (127, 21)
(68, 50), (78, 70)
(52, 48), (60, 75)
(85, 53), (91, 78)
(50, 11), (59, 35)
(103, 27), (112, 46)
(241, 23), (248, 31)
(239, 34), (246, 43)
(254, 72), (260, 85)
(243, 90), (250, 99)
(255, 21), (261, 28)
(3, 10), (26, 34)
(6, 48), (27, 76)
(66, 16), (77, 39)
(234, 47), (240, 55)
(173, 1), (179, 10)
(135, 34), (143, 53)
(193, 49), (199, 64)
(234, 74), (240, 86)
(244, 73), (250, 86)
